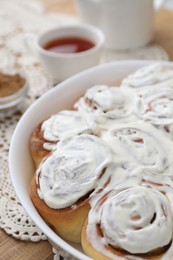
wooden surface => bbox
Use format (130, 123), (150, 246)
(154, 8), (173, 60)
(1, 1), (173, 260)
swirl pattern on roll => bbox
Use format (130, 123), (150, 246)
(41, 110), (99, 150)
(101, 122), (173, 172)
(74, 85), (141, 129)
(121, 63), (173, 92)
(138, 87), (173, 140)
(86, 186), (172, 258)
(121, 64), (173, 139)
(36, 134), (113, 209)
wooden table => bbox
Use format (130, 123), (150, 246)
(1, 1), (173, 259)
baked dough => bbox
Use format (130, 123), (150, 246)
(82, 187), (172, 260)
(30, 110), (98, 168)
(30, 133), (112, 243)
(30, 174), (90, 243)
(30, 123), (50, 168)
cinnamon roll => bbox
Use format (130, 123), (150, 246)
(82, 186), (173, 259)
(30, 110), (98, 168)
(101, 122), (173, 172)
(121, 63), (173, 93)
(74, 84), (141, 130)
(138, 87), (173, 140)
(30, 134), (113, 243)
(120, 64), (173, 140)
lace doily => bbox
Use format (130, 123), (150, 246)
(0, 0), (169, 259)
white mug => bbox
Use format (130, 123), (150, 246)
(76, 0), (164, 50)
(26, 24), (104, 83)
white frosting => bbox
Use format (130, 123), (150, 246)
(121, 63), (173, 91)
(88, 187), (172, 256)
(85, 123), (173, 258)
(101, 122), (173, 172)
(36, 134), (112, 209)
(41, 110), (99, 150)
(142, 88), (173, 124)
(138, 87), (173, 140)
(35, 63), (173, 259)
(74, 85), (142, 130)
(121, 64), (173, 139)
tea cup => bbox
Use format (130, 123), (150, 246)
(35, 24), (105, 83)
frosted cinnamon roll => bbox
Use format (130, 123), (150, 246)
(82, 186), (173, 259)
(121, 63), (173, 93)
(30, 134), (113, 243)
(101, 122), (173, 172)
(30, 110), (98, 167)
(74, 85), (141, 130)
(121, 64), (173, 139)
(138, 87), (173, 140)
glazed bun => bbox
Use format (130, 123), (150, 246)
(30, 174), (90, 243)
(30, 110), (98, 168)
(82, 187), (172, 260)
(30, 134), (112, 243)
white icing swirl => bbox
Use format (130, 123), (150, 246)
(138, 87), (173, 140)
(88, 186), (172, 256)
(121, 63), (173, 91)
(74, 85), (141, 129)
(101, 122), (171, 171)
(41, 110), (99, 150)
(36, 134), (112, 209)
(119, 64), (173, 140)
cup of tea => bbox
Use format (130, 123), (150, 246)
(76, 0), (164, 50)
(35, 24), (105, 83)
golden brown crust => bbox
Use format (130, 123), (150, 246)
(30, 123), (50, 168)
(30, 174), (90, 243)
(82, 219), (111, 260)
(81, 218), (165, 260)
